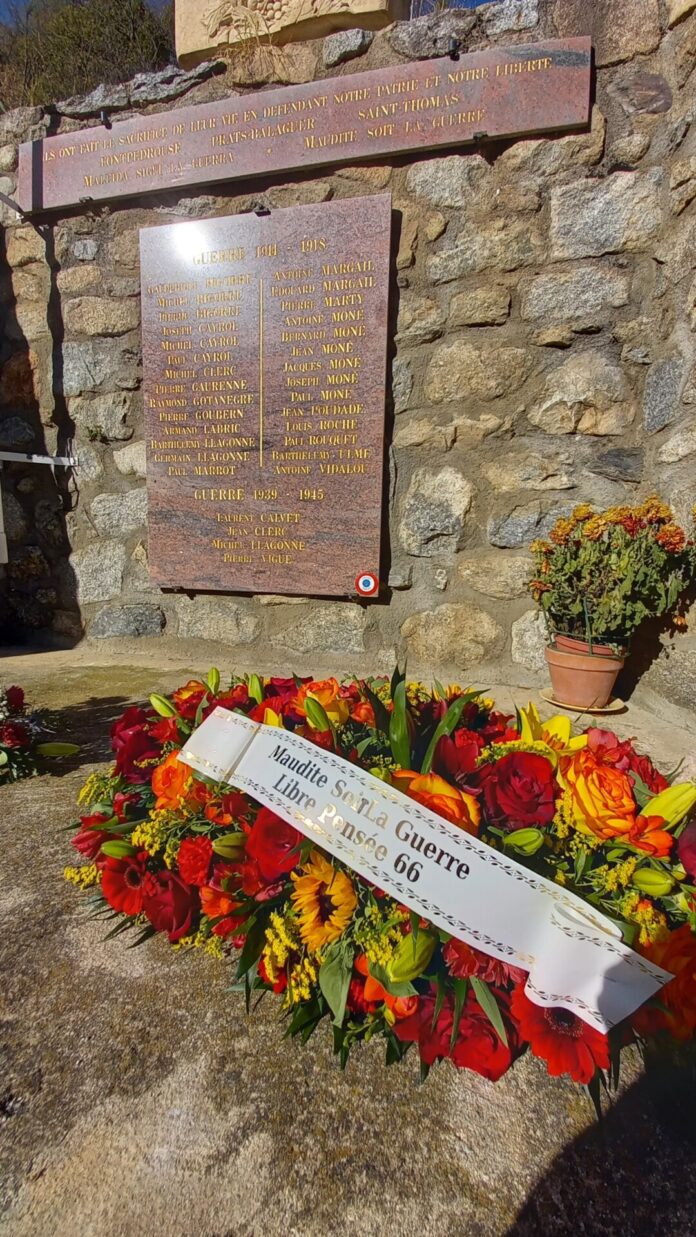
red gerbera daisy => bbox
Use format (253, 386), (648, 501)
(510, 985), (610, 1084)
(101, 852), (149, 916)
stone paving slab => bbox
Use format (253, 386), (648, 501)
(1, 655), (695, 1236)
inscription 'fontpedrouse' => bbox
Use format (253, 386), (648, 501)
(139, 195), (391, 597)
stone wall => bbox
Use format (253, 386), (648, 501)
(0, 0), (695, 709)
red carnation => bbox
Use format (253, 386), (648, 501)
(0, 721), (30, 749)
(443, 939), (527, 988)
(626, 751), (669, 795)
(510, 985), (609, 1084)
(177, 835), (213, 887)
(481, 750), (556, 831)
(142, 870), (199, 942)
(101, 852), (149, 916)
(245, 808), (303, 881)
(6, 685), (25, 712)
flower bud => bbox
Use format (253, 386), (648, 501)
(386, 930), (436, 983)
(631, 868), (675, 897)
(149, 693), (177, 718)
(505, 827), (544, 856)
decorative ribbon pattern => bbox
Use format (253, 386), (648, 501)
(180, 707), (672, 1032)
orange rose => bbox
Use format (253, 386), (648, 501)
(295, 678), (350, 728)
(349, 699), (376, 727)
(151, 750), (192, 810)
(560, 748), (636, 840)
(392, 770), (480, 835)
(632, 925), (696, 1041)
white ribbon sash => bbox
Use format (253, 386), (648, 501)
(180, 708), (671, 1032)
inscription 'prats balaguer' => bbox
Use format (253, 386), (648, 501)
(139, 195), (391, 596)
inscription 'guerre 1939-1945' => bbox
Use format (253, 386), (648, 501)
(139, 195), (390, 598)
(18, 37), (591, 214)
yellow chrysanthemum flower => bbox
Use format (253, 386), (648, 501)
(291, 851), (357, 952)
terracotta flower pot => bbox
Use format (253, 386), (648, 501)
(544, 643), (625, 710)
(553, 634), (622, 659)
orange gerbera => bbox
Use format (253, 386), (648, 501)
(559, 748), (636, 840)
(392, 770), (481, 835)
(291, 851), (357, 951)
(632, 925), (696, 1041)
(151, 750), (192, 810)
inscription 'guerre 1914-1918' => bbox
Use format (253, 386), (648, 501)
(18, 37), (591, 214)
(140, 195), (390, 598)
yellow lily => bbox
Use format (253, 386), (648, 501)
(511, 702), (588, 766)
(262, 707), (283, 727)
(642, 782), (696, 828)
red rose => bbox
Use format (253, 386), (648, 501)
(395, 990), (515, 1081)
(481, 750), (556, 831)
(245, 808), (303, 881)
(0, 721), (30, 748)
(6, 685), (25, 712)
(150, 716), (180, 745)
(142, 870), (199, 942)
(102, 852), (149, 916)
(177, 836), (213, 887)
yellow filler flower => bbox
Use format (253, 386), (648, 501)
(291, 851), (357, 952)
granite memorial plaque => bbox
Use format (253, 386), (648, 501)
(140, 194), (391, 596)
(19, 37), (591, 213)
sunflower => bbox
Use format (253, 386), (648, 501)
(291, 851), (357, 952)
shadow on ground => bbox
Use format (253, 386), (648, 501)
(42, 693), (129, 765)
(507, 1054), (696, 1236)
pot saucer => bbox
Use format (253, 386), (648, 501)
(539, 690), (627, 716)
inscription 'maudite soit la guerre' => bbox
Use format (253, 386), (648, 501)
(139, 195), (391, 597)
(18, 38), (591, 213)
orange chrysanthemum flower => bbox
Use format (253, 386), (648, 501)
(655, 524), (687, 553)
(291, 851), (357, 951)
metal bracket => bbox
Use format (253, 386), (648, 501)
(0, 450), (77, 467)
(0, 190), (28, 221)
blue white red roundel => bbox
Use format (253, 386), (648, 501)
(355, 572), (379, 596)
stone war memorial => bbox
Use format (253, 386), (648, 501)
(1, 2), (696, 1235)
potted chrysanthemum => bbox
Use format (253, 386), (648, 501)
(528, 497), (696, 709)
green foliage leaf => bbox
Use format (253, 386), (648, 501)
(248, 674), (264, 705)
(318, 941), (354, 1026)
(362, 683), (390, 736)
(369, 962), (417, 998)
(389, 678), (411, 769)
(449, 978), (469, 1052)
(470, 976), (508, 1047)
(235, 915), (268, 979)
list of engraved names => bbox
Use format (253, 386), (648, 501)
(139, 196), (391, 595)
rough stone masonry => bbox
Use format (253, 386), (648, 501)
(0, 0), (695, 714)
